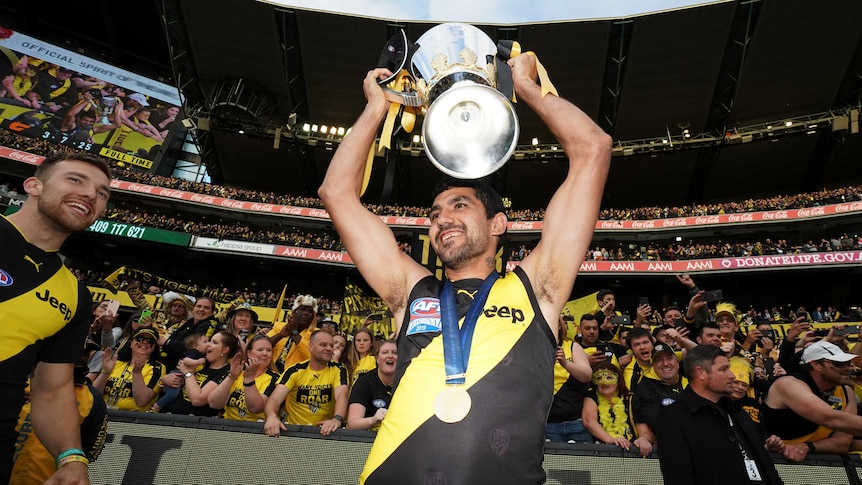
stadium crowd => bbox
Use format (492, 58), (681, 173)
(0, 127), (860, 223)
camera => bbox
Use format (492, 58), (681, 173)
(702, 290), (723, 302)
(610, 315), (631, 325)
(87, 88), (102, 99)
(760, 329), (775, 340)
(561, 315), (574, 321)
(369, 314), (384, 321)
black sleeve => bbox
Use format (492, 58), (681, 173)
(633, 384), (660, 430)
(349, 373), (372, 407)
(656, 404), (696, 485)
(81, 385), (108, 462)
(777, 337), (802, 375)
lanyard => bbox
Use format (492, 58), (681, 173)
(439, 271), (499, 385)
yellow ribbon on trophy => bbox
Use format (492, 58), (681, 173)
(501, 41), (558, 102)
(360, 70), (417, 196)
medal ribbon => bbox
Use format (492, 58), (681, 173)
(439, 271), (499, 385)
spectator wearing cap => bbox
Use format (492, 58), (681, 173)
(268, 294), (319, 373)
(317, 316), (339, 336)
(92, 327), (165, 412)
(632, 343), (688, 443)
(657, 345), (785, 485)
(714, 302), (759, 358)
(762, 340), (861, 461)
(226, 303), (259, 350)
(26, 65), (75, 112)
(728, 356), (770, 425)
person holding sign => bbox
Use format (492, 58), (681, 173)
(318, 52), (610, 483)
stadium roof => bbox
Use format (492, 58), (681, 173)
(1, 0), (861, 210)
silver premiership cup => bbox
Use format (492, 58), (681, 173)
(410, 23), (519, 179)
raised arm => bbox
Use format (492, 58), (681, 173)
(514, 54), (612, 327)
(318, 68), (430, 329)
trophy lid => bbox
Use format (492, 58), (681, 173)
(422, 83), (518, 179)
(411, 23), (497, 89)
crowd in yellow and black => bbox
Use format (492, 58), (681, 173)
(82, 287), (395, 436)
(4, 121), (862, 462)
(547, 275), (862, 470)
(0, 127), (860, 223)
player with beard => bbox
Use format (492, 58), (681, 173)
(348, 340), (398, 431)
(319, 53), (610, 484)
(1, 153), (111, 485)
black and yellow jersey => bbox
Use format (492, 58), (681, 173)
(103, 360), (165, 412)
(361, 267), (556, 485)
(0, 215), (92, 474)
(277, 360), (348, 426)
(223, 369), (280, 422)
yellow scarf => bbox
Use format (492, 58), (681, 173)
(596, 394), (632, 440)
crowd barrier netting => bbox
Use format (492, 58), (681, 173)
(89, 410), (862, 485)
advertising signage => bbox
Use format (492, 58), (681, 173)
(0, 27), (181, 167)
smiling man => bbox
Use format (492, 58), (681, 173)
(762, 340), (862, 461)
(264, 330), (348, 436)
(1, 153), (111, 485)
(319, 53), (610, 484)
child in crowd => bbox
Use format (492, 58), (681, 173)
(150, 334), (207, 412)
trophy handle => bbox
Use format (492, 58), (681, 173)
(381, 88), (424, 107)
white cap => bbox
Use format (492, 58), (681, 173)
(128, 93), (149, 106)
(801, 341), (857, 364)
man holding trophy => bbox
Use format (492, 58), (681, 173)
(319, 23), (610, 484)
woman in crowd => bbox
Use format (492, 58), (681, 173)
(93, 327), (165, 412)
(347, 340), (397, 431)
(582, 362), (653, 457)
(209, 335), (280, 421)
(225, 303), (258, 351)
(332, 333), (349, 366)
(348, 327), (376, 387)
(160, 330), (239, 417)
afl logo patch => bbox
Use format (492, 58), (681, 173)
(661, 397), (676, 407)
(0, 269), (12, 286)
(406, 297), (442, 335)
(372, 399), (387, 409)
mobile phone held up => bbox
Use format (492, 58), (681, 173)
(702, 290), (723, 302)
(139, 309), (153, 324)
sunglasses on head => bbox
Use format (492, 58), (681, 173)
(135, 336), (156, 345)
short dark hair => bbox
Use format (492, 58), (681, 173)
(695, 321), (720, 339)
(430, 177), (505, 219)
(627, 327), (652, 349)
(34, 153), (111, 182)
(597, 289), (615, 302)
(683, 344), (724, 378)
(580, 313), (596, 323)
(663, 305), (682, 316)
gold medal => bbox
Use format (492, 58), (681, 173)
(434, 385), (472, 423)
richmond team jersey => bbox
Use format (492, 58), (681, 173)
(361, 267), (556, 485)
(762, 372), (850, 443)
(351, 354), (376, 388)
(0, 216), (91, 472)
(277, 361), (348, 425)
(103, 360), (165, 411)
(223, 369), (280, 422)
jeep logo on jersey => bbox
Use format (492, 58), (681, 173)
(35, 289), (74, 321)
(406, 297), (442, 335)
(482, 305), (525, 324)
(0, 268), (11, 286)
